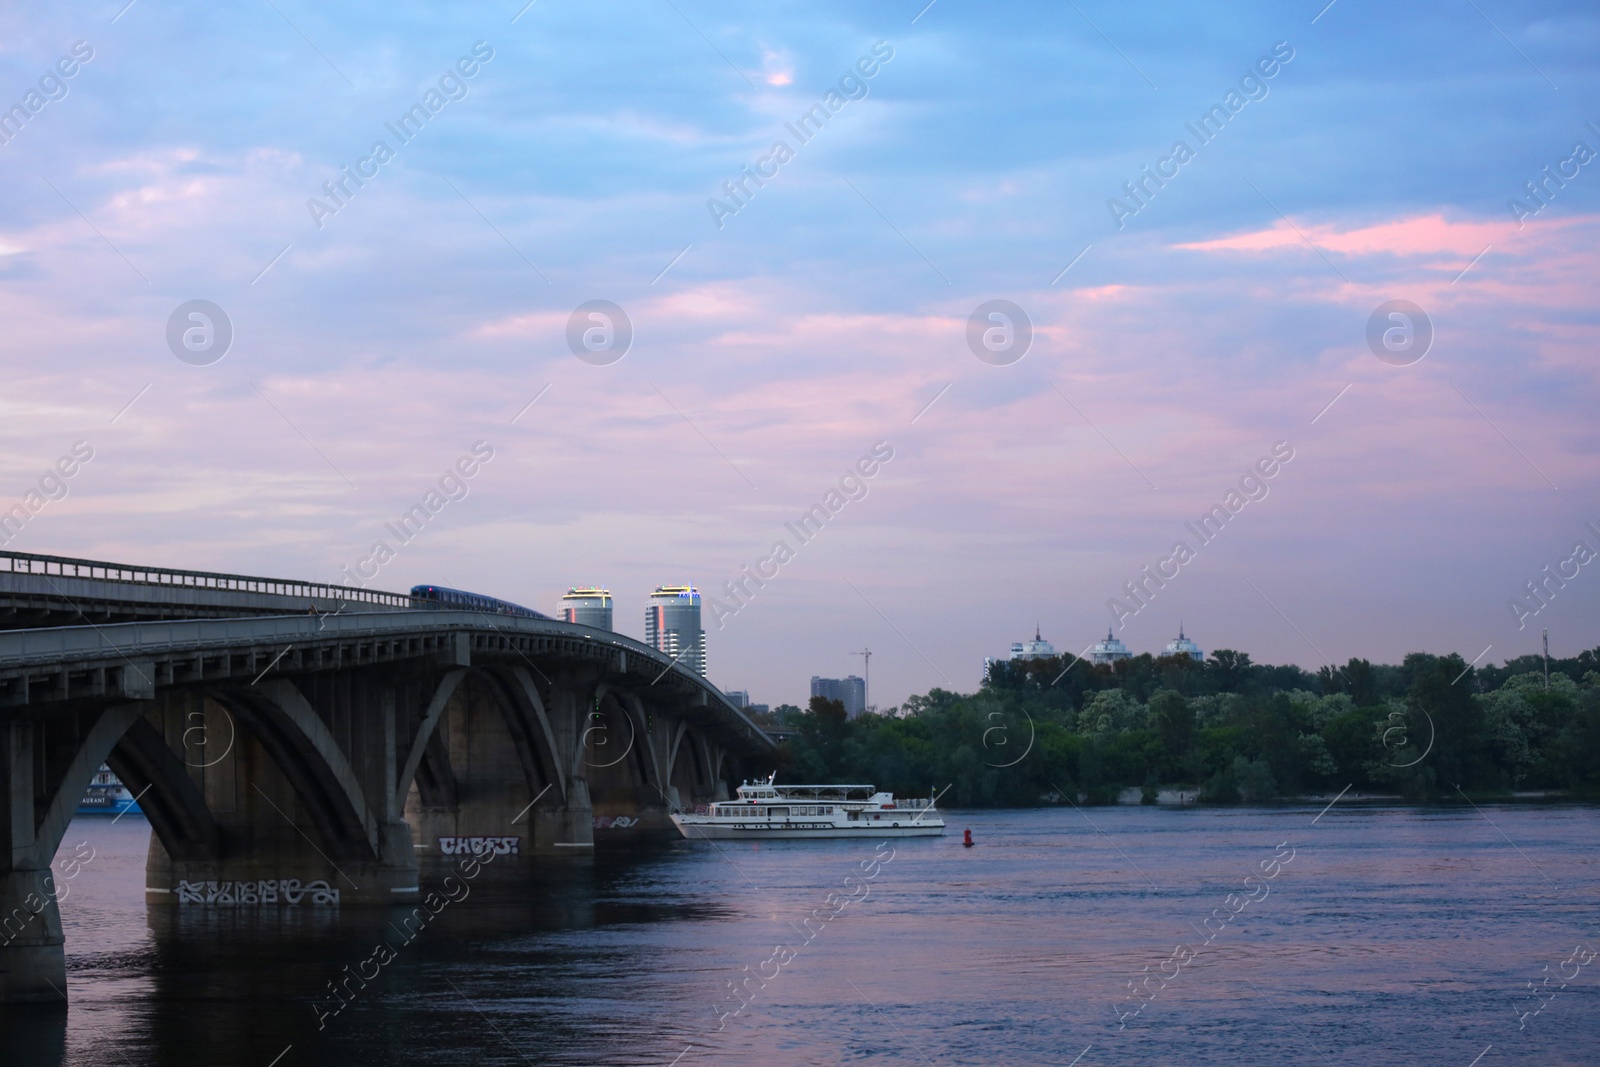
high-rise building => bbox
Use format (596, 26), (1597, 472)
(811, 675), (866, 720)
(1087, 628), (1133, 666)
(1163, 624), (1203, 662)
(645, 585), (706, 677)
(560, 587), (613, 630)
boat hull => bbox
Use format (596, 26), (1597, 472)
(76, 794), (141, 816)
(670, 814), (944, 840)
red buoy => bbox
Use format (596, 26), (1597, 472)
(963, 828), (974, 847)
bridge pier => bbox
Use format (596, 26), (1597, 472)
(0, 867), (65, 1004)
(529, 777), (594, 854)
(408, 671), (593, 866)
(528, 676), (596, 855)
(1, 719), (60, 1003)
(586, 690), (741, 843)
(586, 687), (661, 844)
(3, 705), (147, 1002)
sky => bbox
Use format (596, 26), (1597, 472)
(1, 0), (1597, 711)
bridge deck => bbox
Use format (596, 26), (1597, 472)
(0, 550), (410, 629)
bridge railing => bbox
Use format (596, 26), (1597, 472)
(0, 550), (411, 608)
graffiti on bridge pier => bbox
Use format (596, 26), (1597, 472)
(437, 835), (521, 855)
(176, 878), (341, 906)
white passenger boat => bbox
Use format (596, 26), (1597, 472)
(670, 776), (945, 839)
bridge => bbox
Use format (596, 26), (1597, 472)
(0, 551), (773, 1004)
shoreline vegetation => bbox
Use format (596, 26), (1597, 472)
(751, 647), (1600, 807)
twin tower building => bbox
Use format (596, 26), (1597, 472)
(560, 585), (707, 678)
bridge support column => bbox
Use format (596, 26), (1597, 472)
(529, 776), (592, 855)
(595, 691), (676, 841)
(3, 707), (140, 1003)
(0, 867), (65, 1004)
(530, 682), (593, 856)
(710, 741), (732, 801)
(1, 723), (63, 1001)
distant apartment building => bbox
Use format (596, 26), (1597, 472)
(724, 690), (771, 718)
(560, 587), (613, 630)
(1087, 628), (1133, 666)
(1163, 625), (1203, 661)
(811, 675), (866, 719)
(1009, 626), (1058, 661)
(645, 584), (706, 677)
(983, 625), (1058, 679)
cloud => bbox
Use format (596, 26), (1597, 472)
(1174, 213), (1521, 258)
(2, 0), (1599, 708)
(760, 47), (794, 86)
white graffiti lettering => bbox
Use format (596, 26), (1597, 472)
(175, 878), (339, 906)
(437, 836), (520, 856)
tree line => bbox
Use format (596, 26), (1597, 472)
(752, 647), (1600, 806)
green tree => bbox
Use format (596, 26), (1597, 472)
(1234, 755), (1277, 802)
(1149, 688), (1195, 772)
(773, 645), (1599, 807)
(1401, 654), (1498, 796)
(1207, 649), (1253, 693)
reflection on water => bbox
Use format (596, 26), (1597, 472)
(4, 804), (1598, 1066)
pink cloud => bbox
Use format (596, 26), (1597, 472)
(1069, 284), (1133, 301)
(1167, 213), (1600, 335)
(472, 310), (567, 339)
(1175, 213), (1529, 258)
(759, 46), (794, 87)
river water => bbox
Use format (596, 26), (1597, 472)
(4, 802), (1598, 1066)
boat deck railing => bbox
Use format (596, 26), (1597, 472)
(704, 799), (943, 816)
(880, 798), (940, 813)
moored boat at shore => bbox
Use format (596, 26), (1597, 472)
(77, 764), (141, 816)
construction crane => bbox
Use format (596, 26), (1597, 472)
(852, 647), (871, 714)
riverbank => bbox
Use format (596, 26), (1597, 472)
(1038, 787), (1590, 807)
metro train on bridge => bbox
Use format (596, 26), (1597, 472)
(409, 584), (550, 619)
